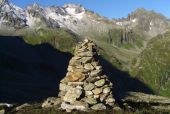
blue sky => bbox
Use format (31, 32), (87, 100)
(9, 0), (170, 19)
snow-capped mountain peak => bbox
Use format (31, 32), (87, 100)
(0, 0), (27, 28)
(0, 1), (169, 38)
(64, 4), (85, 15)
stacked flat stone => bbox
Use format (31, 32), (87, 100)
(58, 39), (115, 112)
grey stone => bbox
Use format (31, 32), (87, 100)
(16, 103), (31, 111)
(123, 92), (170, 104)
(91, 62), (99, 67)
(84, 63), (94, 70)
(92, 88), (102, 95)
(84, 38), (90, 43)
(63, 88), (82, 103)
(107, 103), (114, 107)
(76, 85), (83, 89)
(95, 79), (105, 87)
(59, 83), (72, 91)
(151, 106), (170, 111)
(100, 93), (108, 102)
(68, 82), (84, 86)
(73, 101), (89, 109)
(77, 46), (88, 52)
(83, 97), (97, 105)
(109, 82), (113, 86)
(58, 91), (66, 98)
(123, 92), (170, 111)
(103, 87), (111, 94)
(0, 103), (13, 108)
(90, 69), (102, 77)
(106, 98), (115, 104)
(68, 68), (89, 73)
(86, 77), (97, 82)
(61, 102), (88, 112)
(75, 65), (84, 69)
(84, 83), (95, 91)
(113, 106), (122, 111)
(91, 103), (106, 110)
(96, 66), (102, 70)
(81, 57), (92, 63)
(72, 56), (81, 60)
(77, 51), (93, 57)
(69, 59), (82, 66)
(85, 91), (93, 96)
(94, 95), (100, 99)
(42, 97), (61, 108)
(100, 75), (107, 79)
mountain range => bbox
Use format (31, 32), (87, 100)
(0, 0), (170, 101)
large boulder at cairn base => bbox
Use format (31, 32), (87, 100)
(58, 39), (115, 112)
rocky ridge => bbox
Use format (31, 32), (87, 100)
(0, 0), (27, 28)
(1, 0), (169, 38)
(57, 39), (115, 112)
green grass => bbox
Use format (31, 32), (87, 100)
(131, 31), (170, 97)
(107, 29), (144, 49)
(21, 28), (78, 53)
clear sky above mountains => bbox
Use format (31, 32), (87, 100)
(10, 0), (170, 19)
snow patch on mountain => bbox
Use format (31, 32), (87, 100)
(116, 22), (123, 26)
(131, 18), (137, 23)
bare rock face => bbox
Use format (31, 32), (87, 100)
(123, 92), (170, 112)
(15, 103), (31, 111)
(58, 39), (115, 112)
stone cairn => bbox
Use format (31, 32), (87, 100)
(58, 39), (115, 112)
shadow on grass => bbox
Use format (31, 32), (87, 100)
(0, 36), (154, 107)
(98, 56), (155, 105)
(0, 36), (72, 104)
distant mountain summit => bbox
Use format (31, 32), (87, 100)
(0, 0), (26, 28)
(0, 0), (8, 4)
(114, 8), (170, 37)
(1, 0), (169, 38)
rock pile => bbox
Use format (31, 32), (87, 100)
(58, 39), (115, 112)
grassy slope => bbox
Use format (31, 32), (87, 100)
(92, 30), (140, 70)
(131, 31), (170, 97)
(19, 28), (78, 53)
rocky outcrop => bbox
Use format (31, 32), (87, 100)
(15, 103), (30, 111)
(123, 92), (170, 112)
(58, 39), (115, 112)
(0, 109), (5, 114)
(0, 103), (13, 108)
(0, 103), (13, 114)
(42, 97), (61, 108)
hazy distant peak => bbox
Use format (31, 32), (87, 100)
(0, 0), (169, 37)
(63, 3), (82, 9)
(0, 0), (8, 4)
(26, 3), (42, 11)
(130, 8), (166, 19)
(63, 3), (85, 14)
